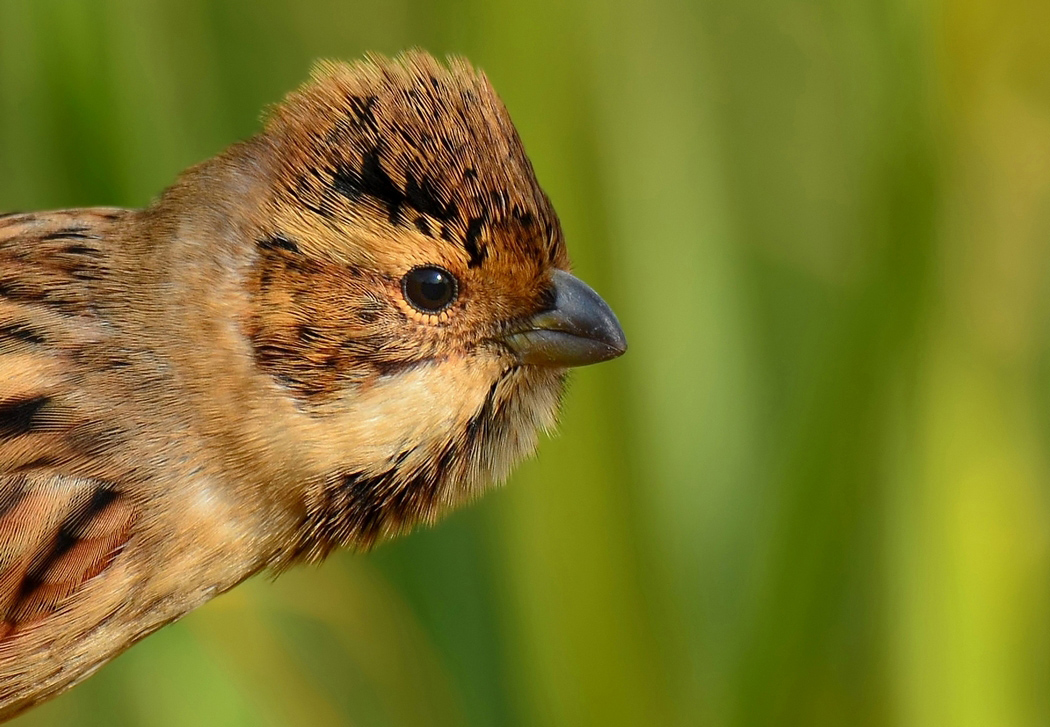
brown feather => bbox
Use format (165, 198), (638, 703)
(0, 52), (572, 719)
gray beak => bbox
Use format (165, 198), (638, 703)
(503, 269), (627, 367)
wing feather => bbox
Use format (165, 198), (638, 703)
(0, 209), (143, 715)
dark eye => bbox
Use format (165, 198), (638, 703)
(402, 266), (458, 313)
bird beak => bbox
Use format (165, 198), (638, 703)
(503, 269), (627, 367)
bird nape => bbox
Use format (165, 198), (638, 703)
(0, 50), (625, 719)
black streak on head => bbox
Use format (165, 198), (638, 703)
(464, 216), (487, 268)
(333, 147), (407, 225)
(404, 172), (456, 222)
(332, 148), (462, 231)
(258, 233), (301, 254)
(295, 176), (332, 219)
(0, 396), (48, 438)
(347, 95), (379, 131)
(414, 216), (433, 237)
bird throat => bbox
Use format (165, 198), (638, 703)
(289, 363), (565, 559)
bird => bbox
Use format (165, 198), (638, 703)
(0, 50), (625, 719)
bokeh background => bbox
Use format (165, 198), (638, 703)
(2, 0), (1050, 725)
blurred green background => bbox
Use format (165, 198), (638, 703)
(3, 0), (1050, 725)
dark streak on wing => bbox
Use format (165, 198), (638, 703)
(0, 477), (134, 638)
(39, 227), (98, 242)
(0, 208), (136, 641)
(0, 323), (47, 346)
(0, 210), (126, 314)
(0, 398), (49, 439)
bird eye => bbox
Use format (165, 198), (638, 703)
(402, 266), (458, 313)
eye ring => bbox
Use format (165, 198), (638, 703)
(401, 265), (459, 314)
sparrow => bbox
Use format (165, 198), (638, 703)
(0, 51), (625, 719)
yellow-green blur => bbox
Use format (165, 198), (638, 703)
(3, 1), (1049, 725)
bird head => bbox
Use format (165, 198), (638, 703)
(222, 52), (625, 555)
